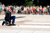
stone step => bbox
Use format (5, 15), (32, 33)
(12, 25), (50, 28)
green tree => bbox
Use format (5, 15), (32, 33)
(24, 0), (33, 6)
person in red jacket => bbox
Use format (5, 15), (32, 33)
(33, 7), (36, 14)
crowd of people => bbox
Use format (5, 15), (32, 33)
(0, 4), (50, 15)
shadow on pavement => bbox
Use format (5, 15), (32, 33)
(0, 19), (4, 21)
(0, 16), (25, 21)
(16, 16), (25, 19)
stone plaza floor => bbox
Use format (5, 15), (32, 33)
(0, 14), (50, 33)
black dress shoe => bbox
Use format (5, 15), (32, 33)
(11, 24), (16, 26)
(2, 21), (5, 26)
